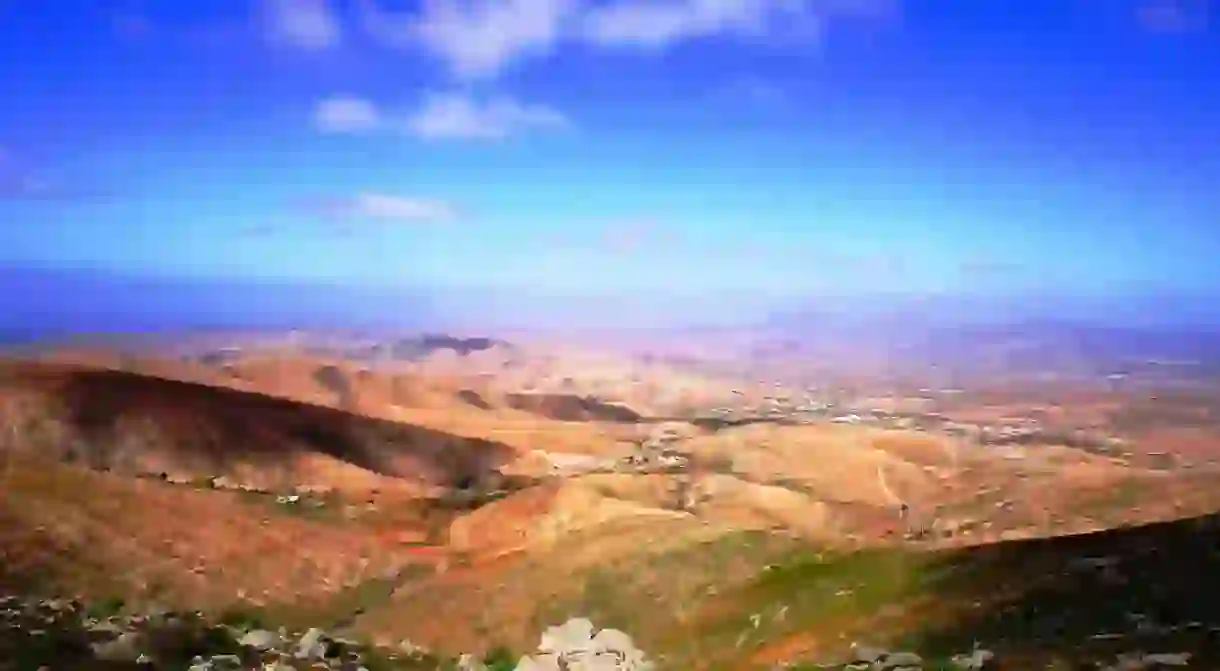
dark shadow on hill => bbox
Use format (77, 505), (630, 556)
(687, 416), (786, 432)
(910, 513), (1220, 669)
(456, 389), (492, 410)
(312, 364), (356, 410)
(503, 392), (642, 423)
(0, 363), (517, 488)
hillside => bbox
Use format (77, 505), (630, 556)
(0, 361), (517, 493)
(3, 350), (1220, 669)
(362, 510), (1220, 669)
(0, 453), (434, 610)
(7, 483), (1219, 669)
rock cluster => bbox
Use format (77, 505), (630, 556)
(617, 444), (688, 473)
(513, 617), (654, 671)
(0, 594), (430, 670)
(615, 426), (691, 474)
(2, 595), (1200, 671)
(1099, 652), (1193, 670)
(818, 642), (1192, 671)
(798, 642), (992, 671)
(840, 644), (940, 670)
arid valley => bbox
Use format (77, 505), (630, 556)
(4, 327), (1220, 670)
(7, 0), (1220, 667)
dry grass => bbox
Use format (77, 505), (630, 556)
(0, 453), (429, 613)
(354, 524), (800, 659)
(685, 424), (940, 508)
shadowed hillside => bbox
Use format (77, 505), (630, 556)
(503, 392), (643, 423)
(0, 361), (518, 491)
(686, 512), (1220, 670)
(906, 512), (1220, 669)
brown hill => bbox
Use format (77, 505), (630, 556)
(36, 349), (635, 460)
(0, 452), (432, 614)
(8, 347), (1220, 669)
(0, 361), (517, 493)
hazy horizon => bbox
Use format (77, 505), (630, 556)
(3, 265), (1220, 346)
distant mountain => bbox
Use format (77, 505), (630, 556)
(394, 334), (508, 359)
(300, 333), (516, 363)
(757, 293), (1220, 378)
(0, 266), (442, 347)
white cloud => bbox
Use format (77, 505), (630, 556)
(360, 0), (580, 81)
(580, 0), (811, 49)
(300, 192), (457, 225)
(262, 0), (341, 50)
(310, 91), (568, 141)
(254, 0), (898, 82)
(354, 0), (885, 81)
(313, 95), (382, 133)
(403, 91), (569, 140)
(350, 192), (457, 222)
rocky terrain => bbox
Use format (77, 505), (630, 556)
(0, 594), (453, 670)
(0, 590), (1200, 671)
(4, 339), (1220, 669)
(0, 596), (1007, 671)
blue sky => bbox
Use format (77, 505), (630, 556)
(1, 0), (1218, 329)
